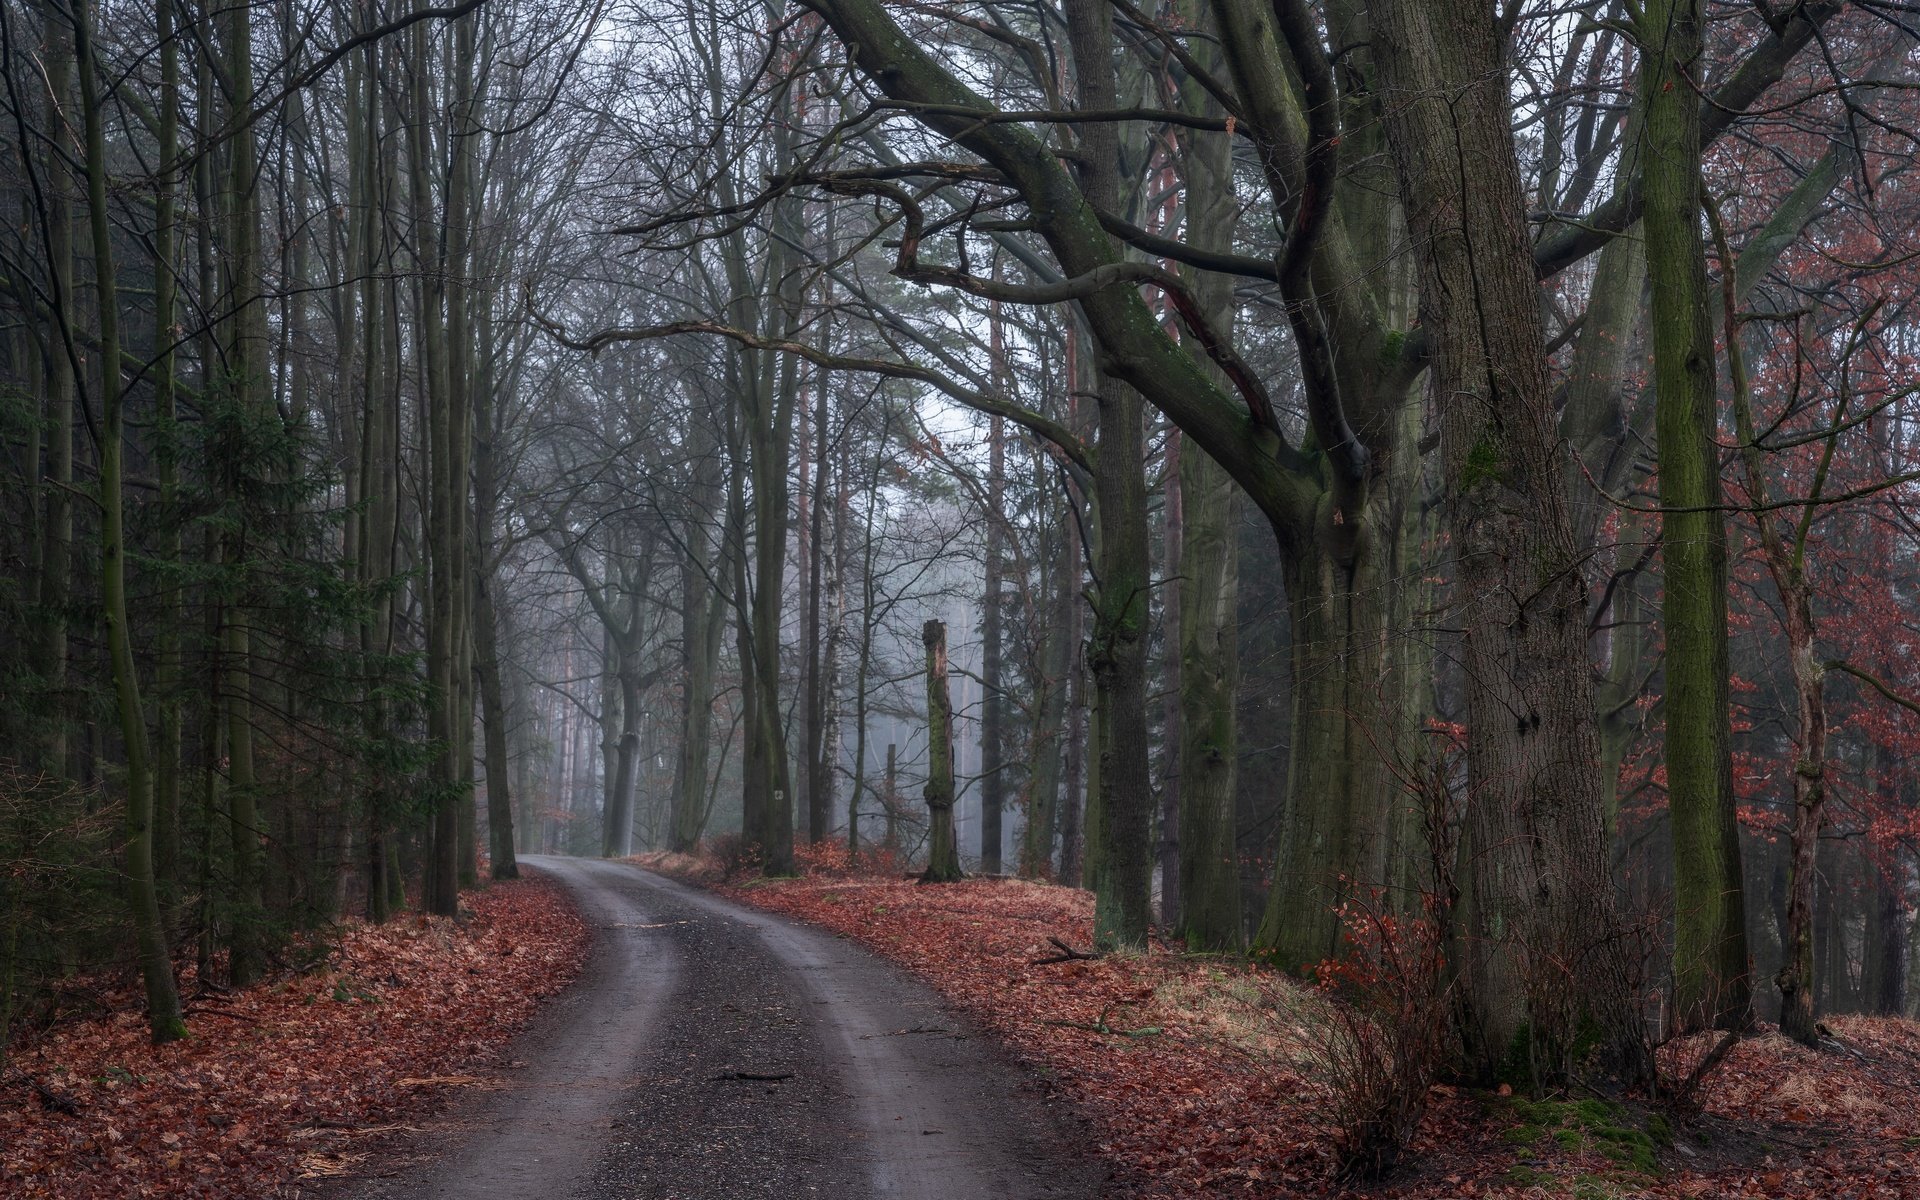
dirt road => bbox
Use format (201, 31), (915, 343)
(338, 856), (1101, 1200)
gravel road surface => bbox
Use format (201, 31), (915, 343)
(336, 856), (1102, 1200)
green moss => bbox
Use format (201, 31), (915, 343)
(1504, 1166), (1553, 1188)
(1498, 1022), (1535, 1089)
(1646, 1113), (1673, 1146)
(1460, 430), (1505, 493)
(1496, 1095), (1664, 1181)
(1577, 1170), (1661, 1197)
(1588, 1124), (1660, 1173)
(1570, 1014), (1606, 1063)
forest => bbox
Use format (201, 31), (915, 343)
(5, 0), (1920, 1194)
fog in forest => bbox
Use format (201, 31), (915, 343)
(6, 0), (1920, 1194)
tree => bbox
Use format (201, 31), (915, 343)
(1369, 0), (1643, 1081)
(919, 619), (963, 882)
(1639, 0), (1751, 1033)
(75, 0), (185, 1044)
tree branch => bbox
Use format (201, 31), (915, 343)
(527, 298), (1093, 475)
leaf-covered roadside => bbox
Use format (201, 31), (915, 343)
(1, 874), (588, 1199)
(637, 853), (1920, 1199)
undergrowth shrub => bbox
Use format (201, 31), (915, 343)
(1297, 740), (1461, 1181)
(792, 840), (853, 877)
(857, 842), (906, 878)
(1304, 888), (1454, 1180)
(705, 832), (761, 878)
(0, 766), (128, 1060)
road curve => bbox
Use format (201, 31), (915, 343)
(338, 856), (1102, 1200)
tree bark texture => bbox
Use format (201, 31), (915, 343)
(1370, 0), (1644, 1084)
(920, 620), (964, 882)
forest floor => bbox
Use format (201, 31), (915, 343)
(0, 873), (589, 1199)
(331, 855), (1097, 1200)
(637, 848), (1920, 1200)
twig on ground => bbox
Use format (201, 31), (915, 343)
(1030, 935), (1097, 965)
(1040, 1000), (1162, 1038)
(1666, 1026), (1744, 1111)
(4, 1071), (82, 1116)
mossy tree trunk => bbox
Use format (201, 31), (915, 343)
(1639, 0), (1751, 1033)
(151, 0), (184, 890)
(1169, 15), (1242, 948)
(33, 0), (74, 781)
(1713, 201), (1829, 1049)
(76, 0), (186, 1044)
(980, 411), (1007, 875)
(1065, 0), (1155, 950)
(221, 0), (270, 983)
(1372, 0), (1645, 1084)
(1019, 492), (1075, 879)
(671, 410), (728, 853)
(919, 620), (963, 883)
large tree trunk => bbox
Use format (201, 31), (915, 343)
(846, 419), (887, 860)
(919, 620), (963, 882)
(474, 573), (518, 878)
(412, 5), (477, 916)
(1177, 443), (1240, 950)
(1372, 0), (1643, 1084)
(1058, 590), (1088, 888)
(1167, 33), (1242, 946)
(33, 0), (74, 780)
(1065, 0), (1154, 949)
(1159, 433), (1184, 927)
(1717, 208), (1828, 1047)
(471, 284), (518, 880)
(801, 364), (830, 845)
(1057, 337), (1090, 890)
(981, 412), (1007, 875)
(1254, 528), (1401, 966)
(1641, 0), (1751, 1032)
(1020, 498), (1074, 879)
(1204, 0), (1430, 968)
(746, 381), (794, 870)
(605, 657), (642, 859)
(1086, 372), (1153, 948)
(151, 0), (184, 890)
(671, 525), (726, 852)
(76, 0), (185, 1044)
(345, 30), (401, 920)
(221, 0), (270, 983)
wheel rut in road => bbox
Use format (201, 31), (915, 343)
(340, 856), (1101, 1200)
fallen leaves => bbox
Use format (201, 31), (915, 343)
(1, 874), (588, 1200)
(650, 856), (1920, 1200)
